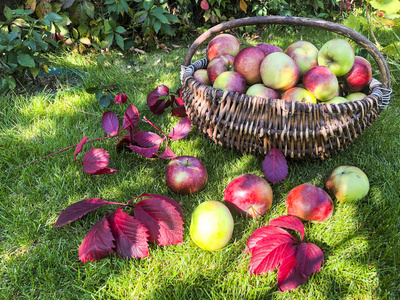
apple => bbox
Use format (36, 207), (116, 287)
(325, 165), (369, 203)
(190, 201), (234, 251)
(193, 69), (211, 86)
(246, 83), (280, 99)
(213, 71), (247, 94)
(234, 46), (266, 85)
(324, 96), (349, 104)
(207, 54), (235, 84)
(342, 56), (372, 92)
(281, 87), (317, 103)
(206, 33), (240, 61)
(256, 43), (283, 56)
(346, 92), (367, 102)
(223, 174), (273, 218)
(284, 41), (319, 76)
(318, 38), (355, 77)
(260, 52), (300, 91)
(165, 156), (208, 195)
(286, 183), (334, 222)
(303, 66), (339, 101)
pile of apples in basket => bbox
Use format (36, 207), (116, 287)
(193, 33), (372, 103)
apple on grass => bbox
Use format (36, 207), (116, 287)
(286, 183), (333, 222)
(318, 38), (355, 77)
(246, 84), (280, 99)
(213, 71), (247, 94)
(193, 69), (211, 86)
(233, 46), (266, 85)
(303, 66), (339, 102)
(284, 41), (319, 76)
(260, 52), (300, 91)
(342, 56), (372, 92)
(325, 165), (369, 203)
(223, 174), (273, 218)
(256, 43), (283, 56)
(190, 201), (234, 251)
(206, 33), (240, 61)
(281, 87), (317, 103)
(346, 92), (367, 102)
(206, 54), (235, 84)
(165, 156), (208, 195)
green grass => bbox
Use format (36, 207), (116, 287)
(1, 25), (400, 299)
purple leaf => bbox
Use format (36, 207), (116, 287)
(168, 116), (191, 140)
(136, 194), (184, 220)
(133, 131), (165, 147)
(134, 197), (184, 246)
(171, 105), (187, 118)
(146, 85), (169, 108)
(91, 168), (118, 175)
(128, 144), (160, 158)
(157, 146), (176, 159)
(114, 93), (127, 104)
(82, 148), (110, 174)
(79, 217), (115, 263)
(277, 245), (306, 292)
(149, 99), (166, 115)
(246, 226), (294, 254)
(102, 111), (119, 136)
(54, 198), (124, 227)
(262, 147), (288, 184)
(108, 208), (149, 259)
(295, 243), (324, 277)
(74, 136), (89, 167)
(122, 104), (140, 130)
(174, 89), (183, 105)
(269, 216), (305, 241)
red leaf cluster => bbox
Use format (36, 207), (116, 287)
(246, 215), (323, 292)
(146, 85), (186, 117)
(262, 147), (289, 184)
(54, 194), (184, 263)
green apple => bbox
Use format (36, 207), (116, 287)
(325, 165), (370, 203)
(318, 39), (355, 77)
(325, 96), (349, 104)
(346, 92), (366, 102)
(190, 201), (234, 251)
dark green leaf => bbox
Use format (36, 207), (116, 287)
(135, 11), (148, 23)
(151, 11), (169, 24)
(4, 6), (13, 21)
(83, 1), (95, 19)
(115, 33), (124, 50)
(7, 31), (19, 42)
(86, 87), (100, 94)
(44, 12), (63, 23)
(95, 90), (103, 100)
(153, 20), (161, 33)
(166, 13), (179, 23)
(115, 26), (126, 34)
(6, 76), (16, 90)
(99, 94), (113, 108)
(143, 0), (154, 11)
(17, 54), (35, 68)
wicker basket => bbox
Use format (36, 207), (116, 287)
(180, 16), (392, 160)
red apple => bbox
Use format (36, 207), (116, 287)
(281, 87), (317, 103)
(260, 52), (300, 91)
(342, 56), (372, 92)
(165, 156), (208, 195)
(303, 66), (339, 101)
(256, 43), (283, 56)
(286, 183), (333, 222)
(206, 33), (240, 61)
(246, 83), (280, 99)
(284, 41), (319, 76)
(223, 174), (273, 218)
(193, 69), (211, 86)
(233, 46), (266, 85)
(207, 54), (235, 84)
(213, 71), (247, 94)
(318, 38), (355, 77)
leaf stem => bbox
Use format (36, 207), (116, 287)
(143, 116), (167, 138)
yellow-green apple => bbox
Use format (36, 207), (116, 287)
(213, 71), (247, 94)
(346, 92), (366, 101)
(324, 96), (349, 104)
(246, 83), (280, 99)
(318, 38), (355, 76)
(193, 69), (211, 86)
(190, 201), (234, 251)
(303, 66), (339, 101)
(260, 52), (300, 91)
(281, 87), (317, 103)
(165, 156), (208, 195)
(286, 183), (333, 222)
(223, 174), (273, 218)
(256, 43), (283, 56)
(342, 56), (372, 92)
(233, 46), (266, 85)
(284, 41), (319, 76)
(206, 33), (240, 61)
(207, 54), (235, 84)
(325, 165), (369, 203)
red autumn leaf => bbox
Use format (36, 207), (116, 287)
(79, 217), (115, 263)
(157, 146), (176, 159)
(136, 194), (184, 219)
(101, 111), (119, 136)
(74, 136), (89, 167)
(149, 99), (166, 115)
(122, 104), (140, 130)
(277, 245), (307, 292)
(116, 137), (130, 150)
(128, 144), (160, 158)
(269, 215), (304, 241)
(147, 85), (169, 108)
(262, 147), (288, 184)
(108, 208), (149, 259)
(295, 243), (324, 277)
(82, 148), (111, 174)
(54, 198), (124, 227)
(168, 116), (191, 140)
(171, 105), (187, 118)
(200, 0), (209, 11)
(245, 226), (294, 254)
(174, 89), (183, 105)
(166, 95), (175, 108)
(133, 131), (165, 147)
(133, 197), (184, 246)
(114, 93), (127, 104)
(91, 168), (117, 175)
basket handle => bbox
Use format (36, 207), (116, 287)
(183, 16), (391, 89)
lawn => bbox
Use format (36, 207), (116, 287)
(1, 24), (399, 299)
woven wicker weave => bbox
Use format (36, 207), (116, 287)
(181, 16), (392, 160)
